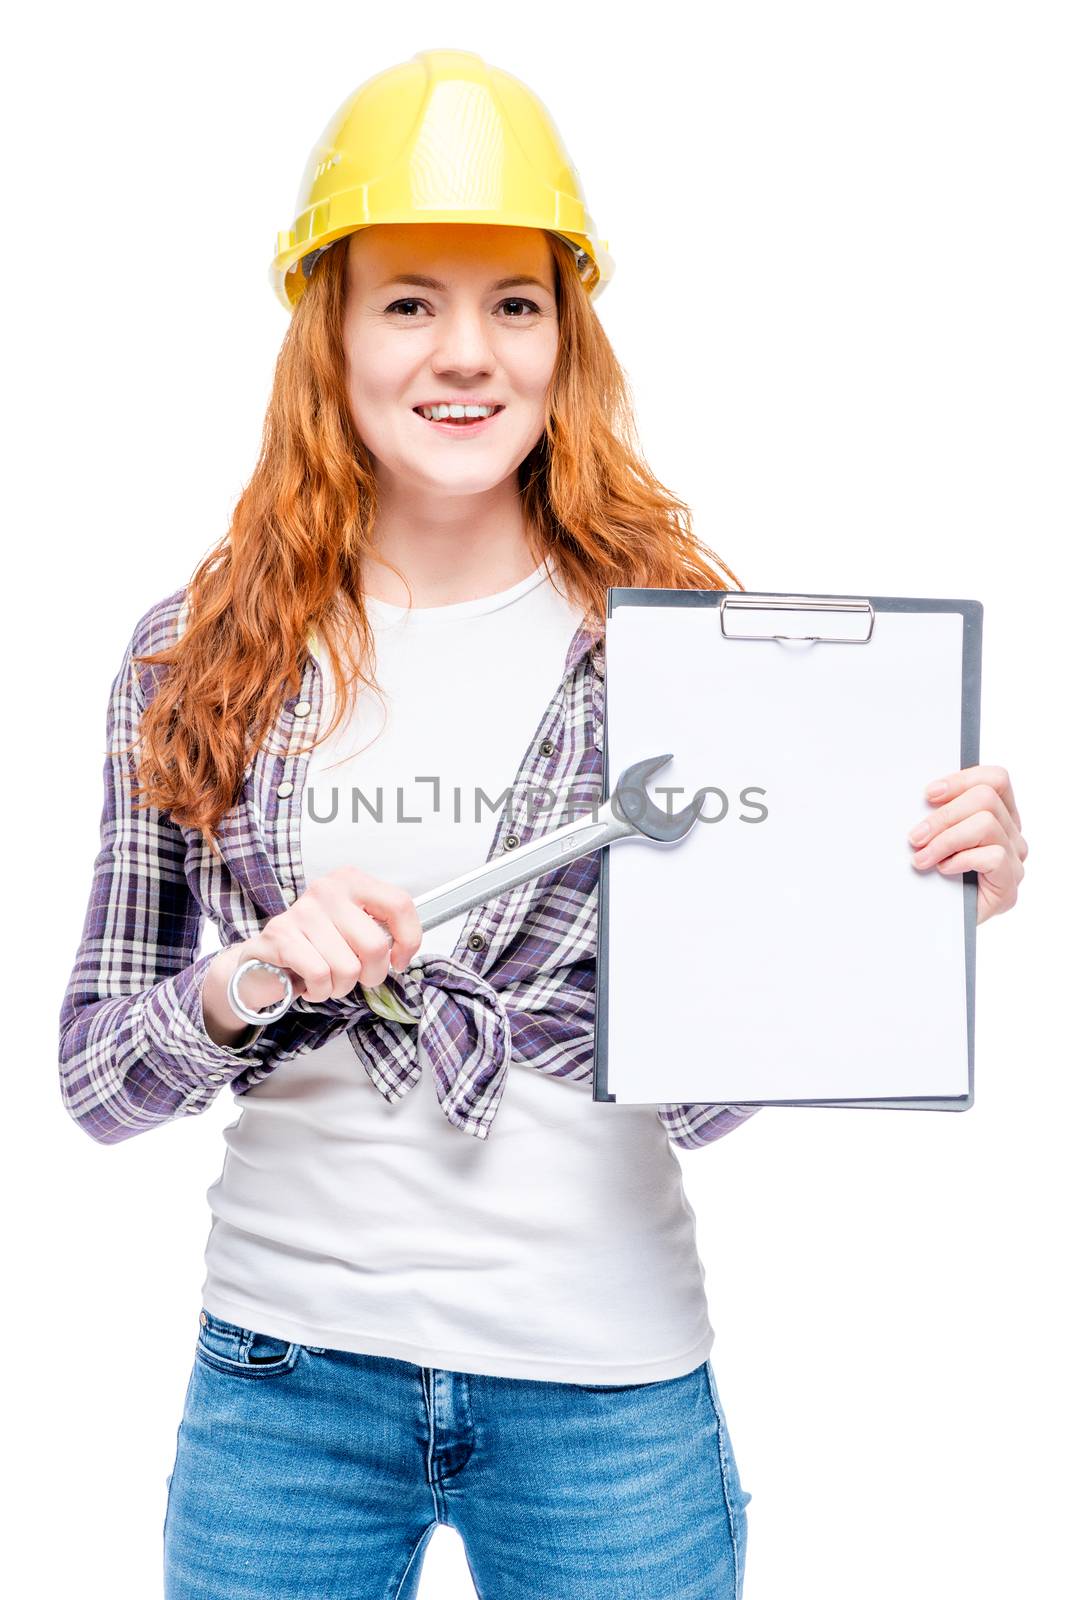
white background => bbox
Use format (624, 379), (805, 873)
(6, 3), (1064, 1595)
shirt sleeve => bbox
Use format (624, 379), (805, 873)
(57, 621), (267, 1145)
(658, 1103), (763, 1149)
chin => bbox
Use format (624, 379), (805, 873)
(415, 466), (514, 494)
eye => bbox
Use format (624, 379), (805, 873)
(383, 297), (542, 319)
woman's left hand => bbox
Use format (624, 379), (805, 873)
(908, 764), (1027, 925)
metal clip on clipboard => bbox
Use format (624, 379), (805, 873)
(719, 594), (876, 643)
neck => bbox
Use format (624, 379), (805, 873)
(362, 478), (538, 608)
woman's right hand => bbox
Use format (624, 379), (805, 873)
(201, 867), (424, 1045)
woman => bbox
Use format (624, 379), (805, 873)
(58, 50), (1027, 1600)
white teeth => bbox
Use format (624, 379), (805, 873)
(417, 404), (498, 421)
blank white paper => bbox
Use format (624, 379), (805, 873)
(602, 603), (971, 1102)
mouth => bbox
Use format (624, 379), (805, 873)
(412, 404), (506, 435)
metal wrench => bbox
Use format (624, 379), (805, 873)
(225, 752), (701, 1027)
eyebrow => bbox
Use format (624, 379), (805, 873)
(374, 272), (553, 295)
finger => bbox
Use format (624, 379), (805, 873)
(911, 781), (1025, 860)
(307, 874), (417, 979)
(911, 809), (1007, 870)
(286, 897), (374, 999)
(925, 764), (1020, 831)
(332, 901), (397, 989)
(251, 923), (340, 1005)
(932, 844), (1020, 921)
(334, 868), (425, 970)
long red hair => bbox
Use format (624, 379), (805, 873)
(128, 231), (742, 852)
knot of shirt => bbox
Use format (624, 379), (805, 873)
(345, 953), (513, 1141)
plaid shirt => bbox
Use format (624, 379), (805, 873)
(59, 585), (760, 1150)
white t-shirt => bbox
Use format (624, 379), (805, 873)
(199, 556), (715, 1383)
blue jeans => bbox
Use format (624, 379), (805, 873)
(163, 1307), (752, 1599)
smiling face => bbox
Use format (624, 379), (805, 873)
(341, 223), (559, 500)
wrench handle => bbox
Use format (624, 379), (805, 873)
(223, 803), (634, 1028)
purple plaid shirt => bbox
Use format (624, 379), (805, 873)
(59, 585), (760, 1150)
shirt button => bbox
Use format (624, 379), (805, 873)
(276, 781), (294, 798)
(292, 700), (312, 717)
(539, 739), (556, 758)
(467, 932), (486, 952)
(503, 833), (521, 850)
(208, 1071), (228, 1081)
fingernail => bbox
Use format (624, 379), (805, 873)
(926, 782), (947, 799)
(909, 822), (930, 844)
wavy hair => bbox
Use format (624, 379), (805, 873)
(127, 230), (743, 853)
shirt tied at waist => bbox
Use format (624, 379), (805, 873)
(345, 954), (513, 1140)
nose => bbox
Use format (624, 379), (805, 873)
(429, 303), (497, 375)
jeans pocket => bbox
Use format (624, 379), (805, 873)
(194, 1307), (302, 1379)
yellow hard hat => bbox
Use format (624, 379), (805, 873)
(270, 48), (614, 313)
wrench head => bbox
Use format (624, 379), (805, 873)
(610, 753), (702, 842)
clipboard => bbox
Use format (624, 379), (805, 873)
(593, 590), (982, 1113)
